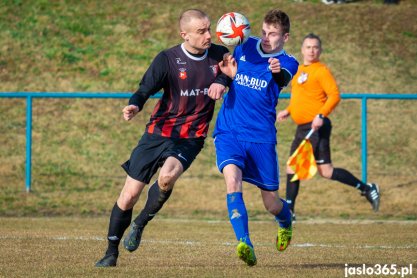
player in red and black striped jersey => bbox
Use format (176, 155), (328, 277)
(96, 9), (230, 267)
(128, 42), (228, 138)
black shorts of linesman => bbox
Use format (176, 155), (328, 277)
(95, 9), (230, 267)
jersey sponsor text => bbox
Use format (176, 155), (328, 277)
(234, 73), (268, 91)
(180, 88), (209, 97)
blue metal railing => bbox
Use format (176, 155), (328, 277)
(1, 92), (416, 192)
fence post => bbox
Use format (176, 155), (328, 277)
(361, 97), (367, 183)
(26, 96), (32, 192)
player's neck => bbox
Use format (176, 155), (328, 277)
(182, 43), (206, 56)
(260, 44), (283, 55)
(303, 59), (320, 66)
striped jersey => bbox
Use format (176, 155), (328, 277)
(214, 37), (298, 143)
(128, 43), (229, 139)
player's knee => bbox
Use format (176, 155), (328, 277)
(262, 198), (281, 215)
(158, 173), (175, 191)
(318, 167), (332, 179)
(264, 203), (280, 215)
(224, 175), (242, 192)
(265, 205), (277, 215)
(119, 191), (139, 209)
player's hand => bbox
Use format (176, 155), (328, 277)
(219, 53), (237, 79)
(277, 110), (289, 122)
(122, 105), (139, 121)
(208, 83), (226, 100)
(311, 116), (323, 131)
(268, 58), (281, 73)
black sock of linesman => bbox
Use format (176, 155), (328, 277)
(106, 203), (132, 256)
(286, 173), (300, 213)
(330, 168), (369, 191)
(133, 180), (173, 228)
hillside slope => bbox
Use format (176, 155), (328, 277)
(0, 0), (416, 219)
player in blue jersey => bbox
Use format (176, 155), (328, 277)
(208, 9), (298, 266)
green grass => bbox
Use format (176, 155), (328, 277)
(0, 1), (416, 219)
(1, 0), (416, 92)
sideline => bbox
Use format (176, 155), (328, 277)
(1, 216), (417, 225)
(0, 235), (415, 250)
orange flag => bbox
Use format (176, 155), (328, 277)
(287, 129), (317, 182)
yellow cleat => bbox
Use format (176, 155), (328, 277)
(236, 241), (257, 266)
(276, 225), (292, 252)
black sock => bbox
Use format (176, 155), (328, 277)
(285, 174), (300, 213)
(106, 202), (132, 255)
(330, 168), (368, 191)
(133, 180), (172, 228)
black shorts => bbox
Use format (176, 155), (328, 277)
(121, 133), (205, 183)
(290, 118), (332, 165)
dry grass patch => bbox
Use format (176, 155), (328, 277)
(0, 217), (416, 277)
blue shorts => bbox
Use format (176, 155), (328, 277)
(214, 132), (279, 191)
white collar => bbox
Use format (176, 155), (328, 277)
(181, 43), (208, 61)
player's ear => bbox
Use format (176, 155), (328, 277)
(180, 31), (189, 41)
(283, 32), (290, 42)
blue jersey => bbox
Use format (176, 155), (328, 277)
(214, 37), (298, 143)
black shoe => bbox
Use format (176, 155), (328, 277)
(95, 253), (118, 267)
(364, 183), (380, 212)
(123, 222), (143, 252)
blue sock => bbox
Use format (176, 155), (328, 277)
(275, 198), (292, 228)
(227, 192), (252, 247)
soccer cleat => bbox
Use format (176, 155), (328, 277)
(276, 224), (292, 252)
(95, 253), (118, 267)
(364, 183), (380, 212)
(123, 222), (143, 252)
(290, 210), (297, 223)
(236, 241), (257, 266)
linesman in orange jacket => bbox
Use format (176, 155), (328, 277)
(277, 33), (380, 220)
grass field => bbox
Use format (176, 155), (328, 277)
(0, 217), (416, 277)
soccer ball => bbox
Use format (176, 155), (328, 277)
(216, 12), (251, 46)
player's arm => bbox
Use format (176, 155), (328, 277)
(311, 67), (341, 130)
(277, 109), (290, 122)
(272, 70), (292, 89)
(209, 46), (233, 100)
(317, 67), (341, 117)
(209, 60), (234, 100)
(214, 45), (233, 85)
(213, 69), (232, 87)
(209, 57), (233, 100)
(269, 57), (297, 89)
(218, 53), (237, 79)
(125, 52), (168, 120)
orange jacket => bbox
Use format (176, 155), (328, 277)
(286, 62), (341, 125)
